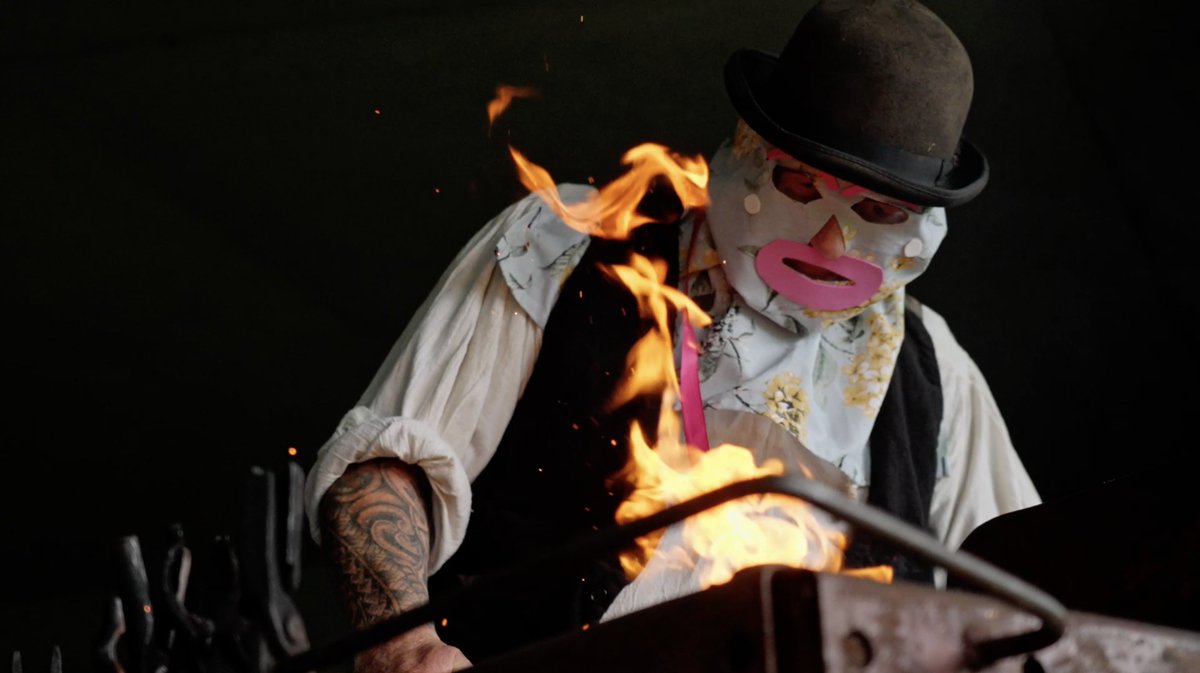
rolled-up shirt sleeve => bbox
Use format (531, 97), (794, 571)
(303, 200), (544, 574)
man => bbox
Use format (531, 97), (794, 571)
(305, 1), (1040, 671)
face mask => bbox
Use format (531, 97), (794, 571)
(705, 125), (948, 333)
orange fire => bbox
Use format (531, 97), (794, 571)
(604, 254), (709, 410)
(488, 88), (891, 589)
(602, 255), (874, 588)
(510, 143), (709, 240)
(487, 84), (537, 129)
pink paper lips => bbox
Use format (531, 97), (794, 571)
(754, 239), (884, 311)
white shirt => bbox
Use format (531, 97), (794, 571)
(303, 190), (1041, 591)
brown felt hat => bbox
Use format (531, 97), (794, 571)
(725, 0), (988, 207)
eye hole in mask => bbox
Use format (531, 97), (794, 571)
(771, 165), (822, 204)
(851, 198), (910, 224)
(773, 165), (917, 226)
(769, 149), (928, 225)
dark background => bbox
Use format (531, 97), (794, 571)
(2, 0), (1196, 667)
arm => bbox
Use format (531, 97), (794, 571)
(304, 189), (593, 671)
(319, 459), (469, 672)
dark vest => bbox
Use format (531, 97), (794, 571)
(430, 223), (941, 662)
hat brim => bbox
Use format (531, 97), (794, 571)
(725, 49), (989, 208)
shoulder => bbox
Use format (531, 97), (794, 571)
(905, 295), (1006, 439)
(491, 183), (596, 231)
(913, 296), (1042, 546)
(494, 184), (597, 327)
(905, 295), (977, 390)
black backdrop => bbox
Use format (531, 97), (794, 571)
(3, 0), (1197, 665)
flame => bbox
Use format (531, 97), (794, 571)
(603, 258), (892, 585)
(604, 255), (711, 410)
(602, 255), (846, 586)
(510, 143), (708, 239)
(489, 84), (708, 239)
(614, 428), (853, 587)
(487, 85), (538, 130)
(844, 565), (895, 583)
(491, 91), (890, 590)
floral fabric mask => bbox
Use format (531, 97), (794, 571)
(704, 121), (948, 336)
(677, 122), (951, 486)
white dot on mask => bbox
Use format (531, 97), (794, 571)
(743, 193), (762, 215)
(904, 238), (924, 258)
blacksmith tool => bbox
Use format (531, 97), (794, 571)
(279, 462), (305, 595)
(8, 648), (63, 673)
(154, 524), (216, 673)
(93, 463), (309, 673)
(195, 535), (253, 673)
(239, 466), (310, 673)
(113, 536), (157, 673)
(94, 596), (126, 673)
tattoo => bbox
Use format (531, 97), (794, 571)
(319, 459), (432, 629)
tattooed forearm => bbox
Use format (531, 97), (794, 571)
(319, 459), (433, 629)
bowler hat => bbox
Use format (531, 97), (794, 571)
(725, 0), (988, 206)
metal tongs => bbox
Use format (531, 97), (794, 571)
(96, 462), (309, 673)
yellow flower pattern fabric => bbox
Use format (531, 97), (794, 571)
(682, 213), (920, 486)
(763, 372), (810, 441)
(843, 304), (905, 417)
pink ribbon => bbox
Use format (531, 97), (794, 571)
(680, 307), (710, 452)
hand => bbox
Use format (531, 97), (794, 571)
(354, 625), (472, 673)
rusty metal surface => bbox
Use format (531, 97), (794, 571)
(1039, 615), (1200, 673)
(463, 566), (1200, 673)
(815, 571), (1200, 673)
(466, 566), (805, 673)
